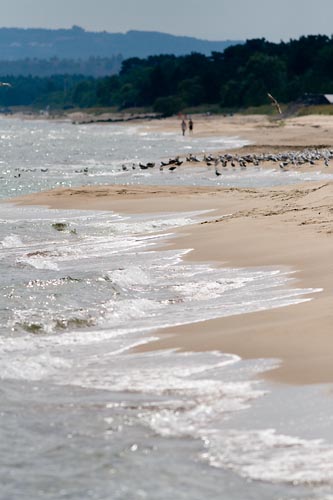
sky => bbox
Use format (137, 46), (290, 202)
(1, 0), (333, 42)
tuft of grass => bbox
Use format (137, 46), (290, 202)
(296, 104), (333, 116)
(183, 103), (223, 115)
(240, 104), (286, 115)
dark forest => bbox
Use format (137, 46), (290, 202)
(0, 35), (332, 114)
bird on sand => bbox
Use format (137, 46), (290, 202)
(139, 162), (155, 169)
(168, 156), (182, 166)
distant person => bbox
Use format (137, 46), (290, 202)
(181, 119), (187, 136)
(188, 118), (193, 134)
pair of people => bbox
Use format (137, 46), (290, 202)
(181, 118), (193, 136)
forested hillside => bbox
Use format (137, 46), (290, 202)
(0, 56), (123, 77)
(0, 35), (332, 113)
(0, 26), (240, 59)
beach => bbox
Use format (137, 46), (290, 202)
(3, 112), (333, 498)
(11, 112), (333, 386)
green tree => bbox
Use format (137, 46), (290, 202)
(153, 96), (184, 116)
(178, 77), (204, 106)
(72, 80), (96, 107)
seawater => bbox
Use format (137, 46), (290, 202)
(1, 117), (333, 500)
(1, 117), (333, 198)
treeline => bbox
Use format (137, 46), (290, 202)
(0, 56), (122, 77)
(1, 35), (333, 113)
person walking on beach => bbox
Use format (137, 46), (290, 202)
(188, 117), (193, 134)
(181, 119), (187, 136)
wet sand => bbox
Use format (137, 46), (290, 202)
(9, 113), (333, 385)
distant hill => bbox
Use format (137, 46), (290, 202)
(0, 26), (242, 61)
(0, 56), (123, 78)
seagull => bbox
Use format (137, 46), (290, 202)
(186, 154), (200, 162)
(168, 156), (180, 165)
(267, 93), (282, 114)
(0, 82), (12, 87)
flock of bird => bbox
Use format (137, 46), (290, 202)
(0, 83), (330, 177)
(1, 79), (330, 178)
(9, 148), (333, 180)
(124, 148), (333, 176)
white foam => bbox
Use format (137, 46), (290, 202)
(107, 266), (151, 287)
(1, 234), (23, 248)
(16, 255), (59, 271)
(202, 428), (333, 486)
(0, 352), (71, 380)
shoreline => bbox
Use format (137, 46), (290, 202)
(9, 176), (333, 386)
(6, 112), (333, 386)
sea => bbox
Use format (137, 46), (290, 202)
(1, 117), (333, 500)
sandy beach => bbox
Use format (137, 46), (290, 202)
(10, 113), (333, 385)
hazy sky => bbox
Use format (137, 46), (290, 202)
(1, 0), (333, 42)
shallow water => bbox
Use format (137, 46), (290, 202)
(0, 117), (333, 499)
(1, 117), (333, 200)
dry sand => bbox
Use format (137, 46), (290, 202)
(9, 113), (333, 385)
